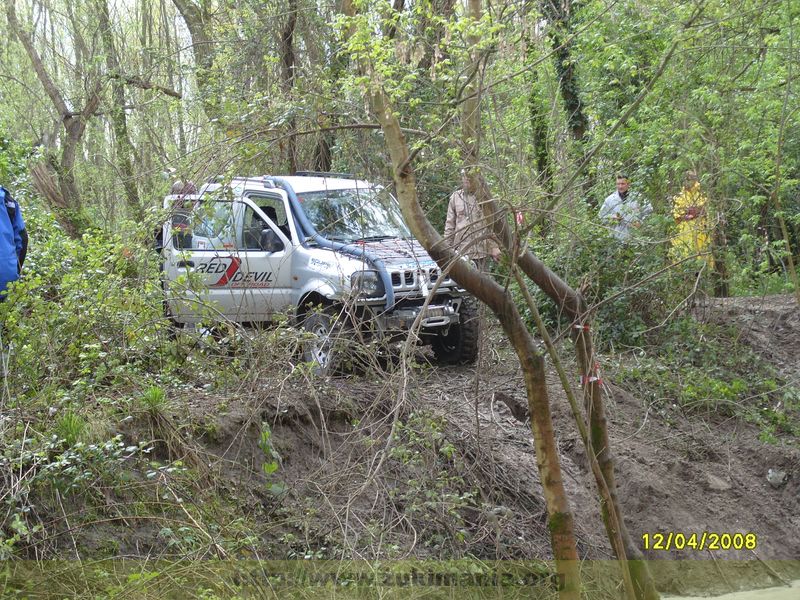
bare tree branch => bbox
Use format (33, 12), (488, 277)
(109, 73), (182, 99)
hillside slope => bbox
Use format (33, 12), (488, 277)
(5, 295), (798, 598)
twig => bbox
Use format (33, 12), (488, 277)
(159, 475), (228, 559)
(707, 549), (734, 592)
(750, 549), (792, 586)
(53, 489), (81, 562)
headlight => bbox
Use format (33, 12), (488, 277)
(351, 270), (385, 298)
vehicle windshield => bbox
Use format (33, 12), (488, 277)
(298, 187), (410, 242)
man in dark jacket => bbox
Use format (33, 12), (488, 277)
(0, 185), (27, 298)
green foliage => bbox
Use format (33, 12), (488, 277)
(54, 410), (87, 446)
(0, 187), (184, 401)
(0, 433), (150, 557)
(0, 0), (797, 583)
(141, 386), (167, 413)
(387, 412), (476, 553)
(520, 207), (680, 348)
(0, 128), (30, 184)
(612, 317), (800, 440)
(728, 234), (799, 296)
(258, 422), (282, 480)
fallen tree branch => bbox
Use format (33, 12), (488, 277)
(109, 73), (182, 99)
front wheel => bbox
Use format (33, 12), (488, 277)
(431, 298), (480, 365)
(302, 308), (340, 375)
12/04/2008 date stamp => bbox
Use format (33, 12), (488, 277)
(642, 532), (757, 551)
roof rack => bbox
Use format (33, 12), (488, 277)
(294, 170), (355, 179)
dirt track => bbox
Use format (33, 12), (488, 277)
(399, 293), (800, 593)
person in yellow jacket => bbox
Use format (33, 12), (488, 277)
(671, 171), (713, 268)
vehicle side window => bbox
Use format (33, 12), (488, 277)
(240, 206), (290, 252)
(188, 202), (236, 250)
(242, 205), (269, 249)
(171, 208), (193, 249)
(250, 196), (292, 241)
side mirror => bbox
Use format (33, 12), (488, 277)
(259, 229), (284, 253)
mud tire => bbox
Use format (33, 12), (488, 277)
(431, 298), (480, 365)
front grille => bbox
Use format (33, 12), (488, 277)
(389, 267), (452, 292)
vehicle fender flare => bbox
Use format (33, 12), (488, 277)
(294, 281), (341, 316)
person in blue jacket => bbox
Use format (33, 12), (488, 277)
(0, 185), (28, 299)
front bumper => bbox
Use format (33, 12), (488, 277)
(378, 300), (461, 331)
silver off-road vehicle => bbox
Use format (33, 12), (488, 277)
(160, 173), (478, 371)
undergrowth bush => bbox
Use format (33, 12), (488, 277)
(386, 412), (477, 555)
(512, 205), (799, 442)
(0, 433), (151, 559)
(515, 209), (683, 348)
(612, 317), (800, 441)
(1, 198), (174, 399)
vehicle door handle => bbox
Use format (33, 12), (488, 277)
(177, 260), (195, 268)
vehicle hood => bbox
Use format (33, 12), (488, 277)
(350, 238), (438, 268)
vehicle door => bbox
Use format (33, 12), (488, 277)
(236, 192), (296, 320)
(163, 199), (248, 322)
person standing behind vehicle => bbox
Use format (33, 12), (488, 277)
(0, 185), (27, 299)
(598, 174), (652, 241)
(670, 170), (713, 268)
(445, 169), (501, 270)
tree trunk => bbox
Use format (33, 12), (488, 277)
(417, 0), (456, 73)
(6, 0), (97, 237)
(171, 0), (219, 122)
(64, 2), (89, 76)
(711, 213), (730, 297)
(383, 0), (405, 40)
(523, 1), (554, 194)
(369, 84), (581, 599)
(352, 1), (583, 595)
(312, 133), (333, 172)
(484, 206), (659, 600)
(529, 68), (554, 192)
(162, 0), (188, 156)
(541, 0), (588, 144)
(280, 0), (298, 173)
(462, 0), (483, 167)
(767, 28), (800, 306)
(539, 0), (595, 206)
(464, 5), (655, 595)
(97, 0), (144, 220)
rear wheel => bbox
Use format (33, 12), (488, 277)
(431, 298), (480, 365)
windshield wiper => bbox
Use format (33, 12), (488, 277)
(357, 235), (397, 242)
